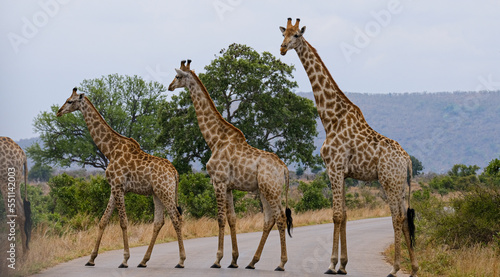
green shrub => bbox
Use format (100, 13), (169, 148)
(294, 177), (330, 212)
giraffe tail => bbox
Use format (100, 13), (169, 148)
(23, 159), (32, 250)
(407, 161), (415, 248)
(175, 173), (183, 216)
(284, 167), (293, 237)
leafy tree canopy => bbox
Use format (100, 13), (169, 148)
(157, 43), (319, 173)
(27, 74), (166, 170)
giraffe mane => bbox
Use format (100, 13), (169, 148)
(304, 40), (367, 121)
(83, 96), (142, 149)
(189, 70), (247, 143)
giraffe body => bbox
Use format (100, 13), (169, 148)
(0, 136), (30, 270)
(168, 60), (292, 271)
(280, 18), (418, 276)
(56, 89), (185, 269)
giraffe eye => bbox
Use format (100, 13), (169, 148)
(67, 101), (73, 104)
(294, 34), (299, 38)
(176, 76), (181, 79)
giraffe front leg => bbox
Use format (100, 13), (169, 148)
(325, 171), (347, 275)
(226, 190), (239, 268)
(86, 194), (115, 266)
(138, 195), (165, 268)
(338, 209), (348, 275)
(114, 191), (130, 268)
(211, 185), (226, 269)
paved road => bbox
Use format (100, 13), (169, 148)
(33, 217), (406, 277)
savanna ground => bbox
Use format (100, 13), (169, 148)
(2, 163), (500, 277)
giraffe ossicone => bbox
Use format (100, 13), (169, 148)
(168, 60), (293, 271)
(280, 18), (419, 277)
(56, 88), (186, 269)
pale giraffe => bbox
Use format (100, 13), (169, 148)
(0, 137), (31, 263)
(168, 60), (293, 271)
(280, 18), (418, 277)
(56, 88), (186, 269)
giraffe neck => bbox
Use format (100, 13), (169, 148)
(186, 71), (247, 151)
(295, 39), (367, 133)
(79, 97), (140, 159)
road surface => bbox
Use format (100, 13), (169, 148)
(33, 217), (406, 277)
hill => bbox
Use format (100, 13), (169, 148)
(299, 91), (500, 173)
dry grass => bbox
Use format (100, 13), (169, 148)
(384, 241), (500, 277)
(11, 206), (389, 276)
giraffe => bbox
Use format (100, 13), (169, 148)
(56, 88), (186, 269)
(168, 60), (293, 271)
(0, 137), (31, 264)
(279, 18), (418, 277)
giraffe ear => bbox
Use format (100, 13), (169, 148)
(175, 68), (189, 77)
(300, 26), (306, 35)
(279, 26), (286, 34)
(79, 93), (84, 99)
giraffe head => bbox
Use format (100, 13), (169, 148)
(56, 87), (85, 117)
(168, 60), (192, 91)
(279, 18), (306, 56)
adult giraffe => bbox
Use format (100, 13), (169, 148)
(0, 137), (31, 263)
(56, 88), (186, 269)
(168, 60), (293, 271)
(279, 18), (418, 277)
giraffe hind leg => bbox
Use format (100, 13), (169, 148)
(138, 195), (165, 268)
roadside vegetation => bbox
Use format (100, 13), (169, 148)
(385, 157), (500, 277)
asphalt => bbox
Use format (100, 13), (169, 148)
(32, 217), (409, 277)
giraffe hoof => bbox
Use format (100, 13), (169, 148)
(85, 262), (95, 267)
(175, 264), (184, 268)
(245, 265), (255, 270)
(274, 266), (285, 271)
(118, 263), (128, 268)
(387, 274), (396, 277)
(210, 263), (221, 268)
(337, 269), (347, 275)
(324, 269), (337, 275)
(137, 263), (147, 268)
(228, 264), (238, 268)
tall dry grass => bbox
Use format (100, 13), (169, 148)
(11, 206), (389, 276)
(384, 242), (499, 277)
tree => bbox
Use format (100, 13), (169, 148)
(410, 155), (424, 177)
(28, 162), (53, 182)
(157, 43), (319, 173)
(484, 157), (500, 177)
(448, 164), (480, 177)
(27, 74), (167, 170)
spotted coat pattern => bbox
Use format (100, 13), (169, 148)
(0, 137), (29, 262)
(56, 88), (185, 268)
(280, 18), (419, 277)
(168, 60), (291, 271)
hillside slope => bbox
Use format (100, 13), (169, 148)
(299, 91), (500, 173)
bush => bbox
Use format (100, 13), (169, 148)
(413, 185), (500, 248)
(178, 172), (254, 219)
(294, 177), (330, 212)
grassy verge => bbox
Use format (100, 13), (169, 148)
(14, 206), (389, 276)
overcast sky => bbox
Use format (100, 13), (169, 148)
(1, 0), (499, 140)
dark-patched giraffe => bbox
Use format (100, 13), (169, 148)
(279, 18), (418, 277)
(168, 60), (293, 271)
(56, 88), (186, 269)
(0, 136), (31, 266)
